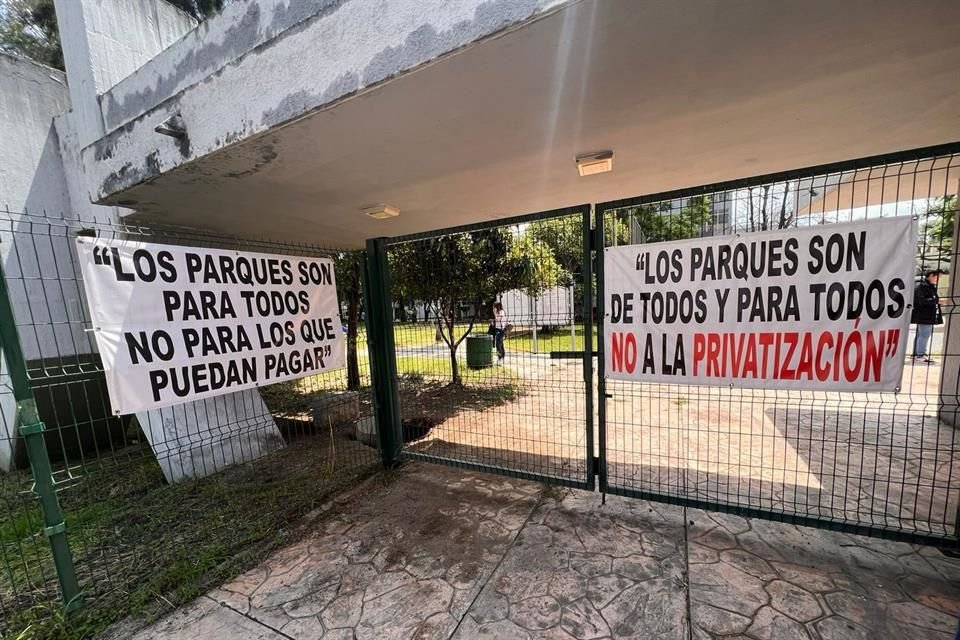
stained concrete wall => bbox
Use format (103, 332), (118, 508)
(0, 54), (75, 471)
(82, 0), (572, 205)
(54, 0), (197, 148)
(0, 54), (78, 364)
(0, 55), (70, 214)
(1, 3), (282, 478)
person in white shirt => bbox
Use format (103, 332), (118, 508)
(492, 302), (508, 362)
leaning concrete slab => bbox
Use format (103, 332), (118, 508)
(136, 388), (284, 483)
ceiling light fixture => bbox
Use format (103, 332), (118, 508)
(576, 151), (614, 177)
(363, 204), (400, 220)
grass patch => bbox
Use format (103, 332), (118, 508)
(1, 433), (378, 640)
(395, 355), (516, 387)
(505, 324), (598, 354)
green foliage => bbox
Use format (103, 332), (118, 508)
(605, 215), (631, 246)
(391, 229), (515, 308)
(390, 228), (550, 384)
(621, 195), (713, 243)
(0, 0), (62, 70)
(922, 195), (956, 266)
(528, 215), (629, 276)
(508, 233), (565, 295)
(528, 217), (583, 275)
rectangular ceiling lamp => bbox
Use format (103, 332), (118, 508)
(363, 204), (400, 220)
(576, 151), (614, 177)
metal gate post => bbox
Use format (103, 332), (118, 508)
(0, 258), (83, 612)
(592, 205), (609, 492)
(363, 239), (402, 468)
(582, 208), (596, 490)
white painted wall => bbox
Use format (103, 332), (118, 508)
(0, 55), (70, 213)
(0, 54), (80, 363)
(0, 54), (74, 471)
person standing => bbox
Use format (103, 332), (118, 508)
(492, 302), (508, 363)
(911, 269), (944, 364)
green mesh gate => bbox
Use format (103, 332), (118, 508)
(595, 144), (960, 548)
(381, 206), (596, 489)
(0, 211), (379, 636)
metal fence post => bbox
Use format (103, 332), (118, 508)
(582, 208), (596, 490)
(592, 205), (608, 493)
(363, 239), (402, 468)
(0, 258), (83, 612)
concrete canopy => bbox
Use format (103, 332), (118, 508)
(87, 0), (960, 248)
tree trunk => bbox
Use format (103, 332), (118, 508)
(760, 185), (771, 231)
(446, 314), (461, 385)
(346, 289), (361, 390)
(778, 181), (793, 229)
(449, 343), (461, 386)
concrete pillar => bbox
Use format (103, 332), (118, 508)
(938, 180), (960, 428)
(53, 0), (196, 146)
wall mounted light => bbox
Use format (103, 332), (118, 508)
(363, 204), (400, 220)
(576, 151), (614, 177)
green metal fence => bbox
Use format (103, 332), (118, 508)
(2, 144), (959, 637)
(382, 206), (596, 489)
(368, 144), (960, 550)
(0, 210), (379, 638)
(596, 146), (960, 548)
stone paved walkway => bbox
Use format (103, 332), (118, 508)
(121, 463), (960, 640)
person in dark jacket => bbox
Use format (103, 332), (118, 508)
(911, 269), (944, 364)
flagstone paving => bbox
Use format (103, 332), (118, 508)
(120, 463), (960, 640)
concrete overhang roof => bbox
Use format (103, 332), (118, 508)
(85, 0), (960, 248)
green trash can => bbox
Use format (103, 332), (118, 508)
(466, 335), (494, 369)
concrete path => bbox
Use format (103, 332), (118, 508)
(121, 464), (960, 640)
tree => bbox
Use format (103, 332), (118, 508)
(528, 214), (629, 275)
(623, 195), (713, 243)
(509, 233), (564, 295)
(528, 217), (582, 276)
(732, 182), (797, 232)
(920, 195), (957, 268)
(528, 215), (628, 322)
(334, 251), (363, 391)
(390, 228), (531, 385)
(0, 0), (62, 69)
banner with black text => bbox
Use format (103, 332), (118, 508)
(76, 237), (344, 414)
(604, 217), (916, 391)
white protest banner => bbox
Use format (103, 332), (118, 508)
(604, 217), (916, 391)
(76, 237), (344, 414)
